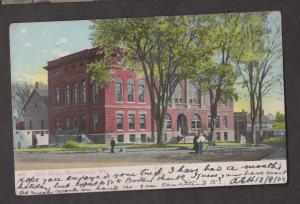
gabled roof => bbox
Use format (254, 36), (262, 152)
(36, 88), (48, 97)
(22, 88), (48, 111)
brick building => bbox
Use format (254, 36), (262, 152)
(45, 47), (234, 144)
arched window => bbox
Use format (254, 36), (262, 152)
(174, 84), (183, 103)
(138, 80), (145, 103)
(127, 79), (134, 102)
(92, 82), (99, 103)
(93, 114), (99, 131)
(64, 84), (70, 105)
(54, 87), (60, 105)
(80, 81), (87, 103)
(191, 114), (201, 129)
(72, 83), (78, 104)
(189, 83), (198, 104)
(80, 115), (86, 132)
(64, 116), (70, 130)
(165, 114), (172, 129)
(115, 78), (123, 102)
(55, 118), (60, 130)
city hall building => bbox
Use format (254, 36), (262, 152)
(45, 47), (234, 144)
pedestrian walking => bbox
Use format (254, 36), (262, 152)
(18, 140), (21, 149)
(193, 135), (199, 153)
(198, 133), (206, 154)
(110, 137), (116, 153)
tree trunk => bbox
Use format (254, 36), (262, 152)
(209, 89), (218, 145)
(156, 112), (166, 145)
(258, 98), (263, 142)
(251, 118), (257, 145)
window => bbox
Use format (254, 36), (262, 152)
(34, 100), (37, 108)
(127, 79), (134, 102)
(115, 78), (123, 102)
(29, 121), (33, 129)
(41, 131), (44, 136)
(41, 120), (45, 129)
(55, 118), (59, 130)
(116, 113), (123, 129)
(141, 134), (147, 143)
(72, 83), (78, 104)
(65, 84), (70, 104)
(93, 114), (99, 131)
(208, 116), (211, 128)
(129, 134), (136, 143)
(54, 87), (60, 105)
(80, 115), (86, 132)
(165, 114), (172, 129)
(191, 115), (201, 129)
(138, 80), (145, 103)
(117, 135), (124, 143)
(92, 82), (99, 103)
(208, 116), (220, 128)
(128, 113), (135, 129)
(189, 83), (198, 104)
(223, 116), (228, 128)
(140, 114), (146, 129)
(224, 132), (228, 141)
(80, 81), (87, 103)
(216, 132), (221, 141)
(216, 116), (220, 128)
(72, 117), (77, 129)
(64, 117), (70, 130)
(174, 84), (183, 103)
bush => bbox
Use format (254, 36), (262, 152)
(63, 140), (79, 148)
(262, 137), (286, 146)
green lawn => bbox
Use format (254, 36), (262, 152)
(272, 122), (285, 130)
(15, 142), (255, 152)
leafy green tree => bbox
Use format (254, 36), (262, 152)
(189, 14), (243, 143)
(11, 81), (46, 121)
(88, 16), (208, 145)
(275, 111), (285, 123)
(235, 13), (281, 145)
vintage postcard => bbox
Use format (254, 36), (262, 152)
(10, 11), (287, 196)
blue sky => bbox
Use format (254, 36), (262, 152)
(9, 12), (285, 115)
(10, 20), (93, 83)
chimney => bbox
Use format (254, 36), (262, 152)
(35, 82), (39, 89)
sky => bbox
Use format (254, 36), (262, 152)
(9, 11), (285, 116)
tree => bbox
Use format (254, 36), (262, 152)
(275, 111), (285, 123)
(256, 27), (282, 139)
(11, 81), (47, 121)
(88, 16), (208, 144)
(11, 82), (34, 121)
(189, 14), (243, 144)
(236, 13), (277, 145)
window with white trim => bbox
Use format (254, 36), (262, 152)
(191, 115), (201, 129)
(127, 79), (134, 102)
(115, 78), (123, 102)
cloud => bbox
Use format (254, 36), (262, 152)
(25, 42), (32, 48)
(54, 37), (68, 48)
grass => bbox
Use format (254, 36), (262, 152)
(262, 137), (286, 146)
(15, 142), (256, 152)
(272, 122), (285, 130)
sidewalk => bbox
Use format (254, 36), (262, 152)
(14, 144), (272, 154)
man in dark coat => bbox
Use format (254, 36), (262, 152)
(193, 135), (199, 153)
(110, 137), (116, 153)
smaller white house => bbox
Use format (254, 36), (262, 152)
(14, 130), (49, 149)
